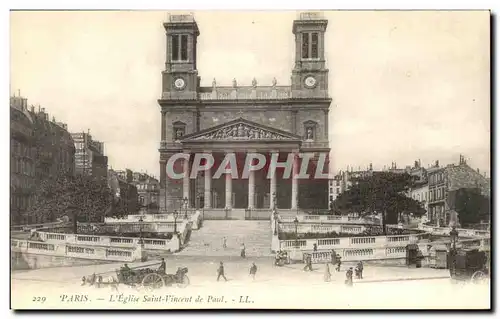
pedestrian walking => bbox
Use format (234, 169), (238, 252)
(356, 261), (364, 279)
(222, 237), (227, 249)
(345, 267), (353, 287)
(313, 243), (318, 252)
(240, 243), (246, 258)
(303, 254), (313, 272)
(217, 261), (227, 282)
(324, 264), (331, 282)
(336, 257), (342, 272)
(249, 262), (258, 280)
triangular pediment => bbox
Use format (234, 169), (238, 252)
(181, 118), (301, 142)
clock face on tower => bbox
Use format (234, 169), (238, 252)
(304, 76), (317, 88)
(174, 78), (186, 90)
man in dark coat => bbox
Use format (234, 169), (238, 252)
(240, 243), (246, 258)
(336, 257), (342, 272)
(249, 262), (258, 280)
(217, 261), (228, 282)
(158, 258), (166, 274)
(356, 261), (364, 279)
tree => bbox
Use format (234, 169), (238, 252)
(26, 172), (129, 233)
(447, 188), (490, 226)
(333, 172), (426, 233)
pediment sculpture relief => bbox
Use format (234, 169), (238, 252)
(192, 123), (293, 141)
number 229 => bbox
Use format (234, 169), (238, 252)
(32, 296), (46, 303)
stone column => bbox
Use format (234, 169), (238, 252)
(182, 154), (190, 206)
(248, 158), (255, 209)
(291, 152), (299, 210)
(270, 151), (277, 209)
(225, 171), (232, 209)
(204, 163), (212, 209)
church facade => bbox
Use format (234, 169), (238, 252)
(158, 13), (332, 216)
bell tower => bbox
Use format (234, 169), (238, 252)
(291, 12), (329, 99)
(162, 14), (200, 100)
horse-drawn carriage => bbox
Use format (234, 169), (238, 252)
(82, 264), (190, 290)
(450, 248), (490, 284)
(117, 265), (190, 290)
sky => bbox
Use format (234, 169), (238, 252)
(9, 10), (491, 178)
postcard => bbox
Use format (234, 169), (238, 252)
(10, 10), (491, 310)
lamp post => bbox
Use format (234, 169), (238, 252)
(450, 226), (458, 277)
(183, 197), (188, 219)
(273, 209), (278, 235)
(173, 210), (179, 234)
(272, 192), (277, 210)
(138, 216), (144, 245)
(294, 216), (299, 248)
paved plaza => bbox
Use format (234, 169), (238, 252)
(11, 256), (489, 309)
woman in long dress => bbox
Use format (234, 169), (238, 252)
(324, 264), (331, 282)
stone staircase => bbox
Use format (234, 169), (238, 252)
(176, 220), (273, 257)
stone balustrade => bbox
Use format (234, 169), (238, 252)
(79, 220), (189, 235)
(37, 231), (181, 252)
(302, 236), (490, 264)
(10, 219), (67, 231)
(277, 233), (425, 252)
(304, 246), (408, 263)
(104, 211), (202, 230)
(11, 239), (138, 262)
(417, 225), (490, 238)
(279, 223), (368, 234)
(279, 215), (377, 225)
(198, 87), (291, 100)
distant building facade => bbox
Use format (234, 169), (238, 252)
(10, 96), (35, 223)
(31, 108), (75, 182)
(328, 174), (343, 203)
(131, 172), (160, 214)
(10, 95), (76, 224)
(72, 132), (108, 182)
(328, 164), (374, 204)
(108, 169), (139, 215)
(428, 155), (490, 226)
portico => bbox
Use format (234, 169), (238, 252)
(175, 118), (302, 210)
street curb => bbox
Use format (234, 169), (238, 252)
(355, 276), (450, 284)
